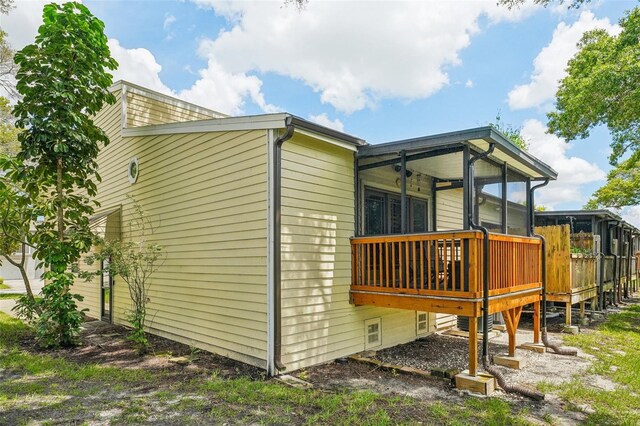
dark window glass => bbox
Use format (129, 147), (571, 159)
(390, 197), (402, 234)
(412, 199), (428, 233)
(365, 192), (386, 235)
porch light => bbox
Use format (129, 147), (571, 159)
(393, 164), (413, 177)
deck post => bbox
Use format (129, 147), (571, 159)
(468, 316), (478, 377)
(579, 301), (585, 321)
(565, 302), (572, 326)
(533, 300), (540, 344)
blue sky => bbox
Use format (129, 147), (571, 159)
(2, 0), (638, 223)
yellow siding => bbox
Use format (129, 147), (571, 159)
(436, 188), (464, 231)
(125, 90), (219, 128)
(280, 135), (425, 371)
(74, 89), (269, 368)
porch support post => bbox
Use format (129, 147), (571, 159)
(401, 150), (407, 234)
(462, 146), (470, 230)
(501, 163), (507, 234)
(468, 316), (478, 376)
(526, 179), (532, 237)
(533, 299), (540, 344)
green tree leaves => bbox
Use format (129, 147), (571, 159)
(9, 2), (117, 347)
(547, 8), (640, 209)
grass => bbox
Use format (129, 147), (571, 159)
(0, 282), (11, 290)
(0, 293), (21, 299)
(537, 305), (640, 425)
(0, 311), (535, 425)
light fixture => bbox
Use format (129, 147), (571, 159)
(128, 157), (139, 184)
(393, 164), (413, 177)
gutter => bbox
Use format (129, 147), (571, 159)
(269, 116), (295, 376)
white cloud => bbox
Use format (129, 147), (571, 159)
(521, 119), (605, 208)
(108, 39), (278, 115)
(465, 79), (474, 89)
(163, 13), (176, 30)
(193, 0), (537, 113)
(307, 113), (345, 133)
(2, 0), (68, 49)
(621, 206), (640, 229)
(108, 39), (173, 95)
(508, 11), (619, 110)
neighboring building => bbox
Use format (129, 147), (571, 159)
(535, 210), (640, 314)
(0, 246), (43, 281)
(75, 81), (557, 376)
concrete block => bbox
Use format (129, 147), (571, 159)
(563, 325), (580, 335)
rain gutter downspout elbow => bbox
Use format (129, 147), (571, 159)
(272, 116), (295, 375)
(530, 179), (577, 356)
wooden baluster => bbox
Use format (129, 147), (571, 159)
(412, 241), (417, 290)
(443, 239), (448, 291)
(379, 242), (384, 288)
(435, 240), (440, 290)
(419, 240), (425, 291)
(427, 240), (432, 290)
(459, 239), (465, 292)
(452, 239), (456, 293)
(372, 242), (377, 286)
(392, 242), (397, 288)
(385, 242), (390, 288)
(405, 241), (410, 289)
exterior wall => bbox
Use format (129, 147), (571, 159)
(125, 88), (221, 128)
(75, 89), (269, 368)
(436, 188), (464, 231)
(280, 137), (430, 371)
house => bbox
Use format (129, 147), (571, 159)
(535, 210), (640, 319)
(74, 81), (557, 381)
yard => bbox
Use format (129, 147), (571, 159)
(0, 300), (639, 425)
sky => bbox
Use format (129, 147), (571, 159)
(2, 0), (639, 225)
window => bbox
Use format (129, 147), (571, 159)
(364, 188), (429, 236)
(365, 318), (382, 349)
(416, 312), (429, 335)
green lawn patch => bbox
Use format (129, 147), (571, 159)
(0, 283), (11, 290)
(538, 305), (640, 425)
(0, 293), (21, 299)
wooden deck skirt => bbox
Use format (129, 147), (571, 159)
(350, 231), (543, 318)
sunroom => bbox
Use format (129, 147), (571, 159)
(350, 126), (557, 377)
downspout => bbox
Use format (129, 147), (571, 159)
(530, 181), (577, 356)
(594, 218), (608, 311)
(610, 221), (620, 306)
(272, 116), (295, 374)
(468, 144), (544, 400)
(467, 143), (494, 365)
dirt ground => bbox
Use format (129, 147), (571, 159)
(300, 308), (626, 425)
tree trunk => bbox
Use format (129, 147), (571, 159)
(57, 157), (64, 241)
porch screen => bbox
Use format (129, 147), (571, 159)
(474, 159), (503, 233)
(506, 170), (528, 236)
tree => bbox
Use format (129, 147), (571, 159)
(0, 155), (42, 317)
(9, 2), (117, 347)
(547, 8), (640, 209)
(499, 0), (592, 9)
(0, 97), (19, 155)
(0, 30), (17, 99)
(82, 200), (165, 354)
(490, 112), (529, 151)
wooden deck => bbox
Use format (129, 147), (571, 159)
(350, 230), (543, 375)
(350, 230), (542, 317)
(535, 225), (599, 325)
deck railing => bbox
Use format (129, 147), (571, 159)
(569, 254), (597, 290)
(351, 230), (542, 298)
